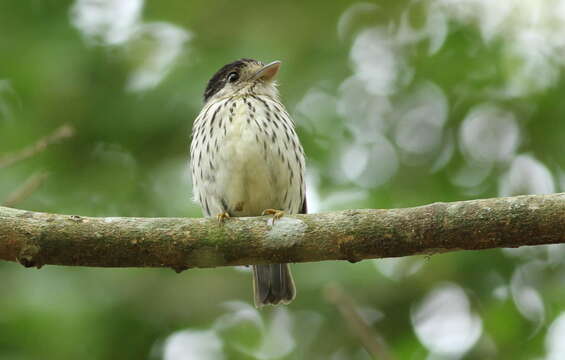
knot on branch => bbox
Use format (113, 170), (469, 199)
(17, 244), (42, 269)
(171, 264), (189, 273)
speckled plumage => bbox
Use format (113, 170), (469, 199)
(189, 59), (306, 306)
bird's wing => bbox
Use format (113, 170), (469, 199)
(300, 195), (307, 214)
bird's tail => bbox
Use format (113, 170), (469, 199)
(252, 264), (296, 307)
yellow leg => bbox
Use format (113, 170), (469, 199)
(262, 208), (285, 221)
(216, 212), (230, 224)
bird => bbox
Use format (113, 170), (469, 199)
(189, 58), (306, 307)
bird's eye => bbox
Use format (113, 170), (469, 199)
(227, 72), (239, 83)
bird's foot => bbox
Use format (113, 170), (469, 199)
(262, 209), (284, 224)
(216, 212), (231, 224)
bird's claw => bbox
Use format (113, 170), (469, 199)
(216, 212), (231, 224)
(262, 209), (284, 223)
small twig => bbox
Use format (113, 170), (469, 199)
(325, 284), (394, 360)
(3, 171), (49, 207)
(0, 123), (74, 169)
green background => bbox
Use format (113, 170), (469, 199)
(1, 1), (564, 359)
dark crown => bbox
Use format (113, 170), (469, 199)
(203, 58), (260, 102)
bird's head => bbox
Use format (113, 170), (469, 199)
(203, 58), (281, 103)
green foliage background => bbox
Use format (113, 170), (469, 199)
(1, 1), (564, 359)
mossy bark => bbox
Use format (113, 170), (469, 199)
(1, 193), (564, 271)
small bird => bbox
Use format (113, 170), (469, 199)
(189, 59), (307, 307)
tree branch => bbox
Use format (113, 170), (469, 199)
(0, 193), (564, 271)
(2, 171), (49, 207)
(0, 124), (74, 169)
(326, 284), (394, 360)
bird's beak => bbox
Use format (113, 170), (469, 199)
(252, 61), (281, 82)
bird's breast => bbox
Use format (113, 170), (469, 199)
(215, 98), (288, 215)
(191, 96), (304, 217)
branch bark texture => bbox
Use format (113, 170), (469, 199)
(0, 193), (564, 271)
